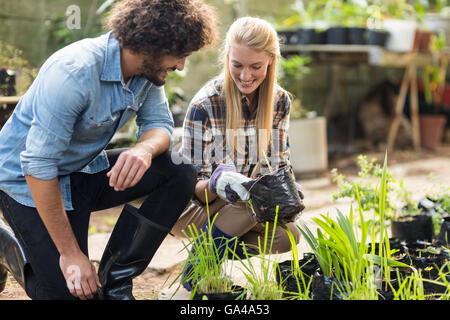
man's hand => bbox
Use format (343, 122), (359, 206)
(60, 251), (101, 300)
(25, 176), (101, 299)
(107, 146), (153, 192)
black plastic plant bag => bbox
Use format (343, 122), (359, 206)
(242, 166), (305, 224)
(275, 253), (319, 298)
(438, 216), (450, 244)
(391, 214), (434, 242)
(311, 272), (345, 300)
(193, 285), (246, 300)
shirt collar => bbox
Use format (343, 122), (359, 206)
(241, 92), (258, 119)
(100, 31), (124, 82)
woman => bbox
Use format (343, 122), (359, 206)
(171, 16), (303, 291)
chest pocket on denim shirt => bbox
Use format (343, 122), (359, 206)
(75, 112), (120, 142)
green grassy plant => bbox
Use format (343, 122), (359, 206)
(232, 208), (284, 300)
(181, 218), (239, 297)
(298, 152), (416, 300)
(174, 190), (241, 299)
(277, 224), (313, 299)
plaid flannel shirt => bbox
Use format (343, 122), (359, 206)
(181, 78), (291, 180)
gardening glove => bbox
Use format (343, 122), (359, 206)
(295, 183), (305, 200)
(209, 164), (251, 203)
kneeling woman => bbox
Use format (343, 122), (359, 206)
(172, 17), (303, 291)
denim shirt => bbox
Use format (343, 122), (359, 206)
(0, 32), (174, 210)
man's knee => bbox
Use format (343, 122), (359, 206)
(154, 152), (197, 187)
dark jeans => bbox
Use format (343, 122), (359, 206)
(0, 149), (197, 299)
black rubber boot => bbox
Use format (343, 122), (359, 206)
(97, 204), (174, 300)
(0, 218), (27, 292)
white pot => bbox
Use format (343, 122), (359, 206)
(382, 19), (417, 52)
(288, 116), (328, 174)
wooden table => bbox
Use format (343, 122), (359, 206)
(282, 44), (436, 152)
(0, 96), (21, 105)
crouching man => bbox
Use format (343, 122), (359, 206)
(0, 0), (217, 300)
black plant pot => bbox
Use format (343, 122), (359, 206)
(368, 238), (408, 256)
(377, 269), (403, 300)
(403, 240), (450, 276)
(297, 28), (315, 45)
(348, 27), (367, 45)
(326, 27), (349, 45)
(277, 30), (300, 45)
(311, 30), (327, 44)
(438, 216), (450, 244)
(366, 29), (389, 47)
(193, 285), (246, 300)
(423, 275), (450, 294)
(391, 214), (434, 243)
(275, 253), (319, 298)
(311, 271), (346, 300)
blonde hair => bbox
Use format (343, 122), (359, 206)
(221, 16), (280, 161)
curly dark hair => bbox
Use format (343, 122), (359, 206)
(107, 0), (217, 57)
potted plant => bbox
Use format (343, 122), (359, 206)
(380, 0), (419, 52)
(389, 179), (435, 243)
(365, 5), (389, 47)
(296, 0), (329, 45)
(274, 153), (449, 300)
(231, 214), (284, 300)
(302, 154), (448, 299)
(275, 252), (316, 299)
(322, 0), (349, 45)
(178, 220), (246, 300)
(186, 216), (247, 300)
(172, 193), (246, 300)
(298, 194), (412, 300)
(424, 183), (450, 244)
(342, 1), (369, 45)
(277, 0), (327, 46)
(422, 0), (450, 52)
(419, 31), (448, 150)
(331, 154), (437, 243)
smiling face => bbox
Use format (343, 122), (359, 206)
(228, 44), (273, 99)
(140, 54), (189, 86)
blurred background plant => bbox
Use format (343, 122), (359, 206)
(0, 42), (37, 96)
(278, 54), (314, 119)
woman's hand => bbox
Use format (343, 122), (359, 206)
(209, 164), (250, 202)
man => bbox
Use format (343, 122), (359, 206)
(0, 0), (217, 300)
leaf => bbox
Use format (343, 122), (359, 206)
(363, 254), (410, 268)
(96, 0), (116, 14)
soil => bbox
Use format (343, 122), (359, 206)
(1, 144), (450, 300)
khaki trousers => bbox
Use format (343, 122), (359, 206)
(171, 198), (301, 254)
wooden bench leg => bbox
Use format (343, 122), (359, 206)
(387, 65), (412, 153)
(409, 65), (421, 152)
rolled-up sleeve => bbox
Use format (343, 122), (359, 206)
(135, 84), (174, 145)
(20, 62), (85, 180)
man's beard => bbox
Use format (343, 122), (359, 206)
(140, 56), (174, 86)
